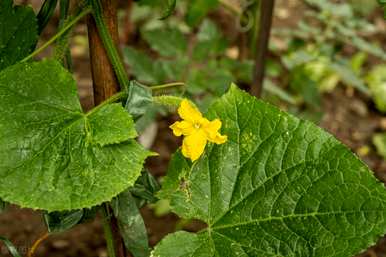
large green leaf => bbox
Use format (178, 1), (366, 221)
(0, 60), (151, 211)
(153, 85), (386, 257)
(0, 0), (38, 71)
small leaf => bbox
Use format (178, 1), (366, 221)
(0, 0), (38, 71)
(130, 170), (160, 206)
(44, 210), (84, 233)
(154, 85), (386, 257)
(290, 65), (322, 109)
(0, 237), (22, 257)
(123, 47), (163, 84)
(186, 0), (219, 27)
(142, 28), (187, 57)
(125, 81), (153, 121)
(0, 198), (7, 213)
(112, 190), (150, 257)
(160, 0), (177, 20)
(0, 60), (151, 211)
(37, 0), (58, 34)
(366, 64), (386, 112)
(373, 133), (386, 159)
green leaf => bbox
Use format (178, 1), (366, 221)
(123, 47), (163, 84)
(112, 190), (150, 257)
(0, 237), (22, 257)
(192, 19), (228, 60)
(44, 210), (84, 233)
(373, 133), (386, 159)
(154, 85), (386, 257)
(160, 0), (177, 20)
(330, 60), (369, 95)
(366, 64), (386, 112)
(37, 0), (58, 34)
(186, 0), (218, 27)
(0, 60), (151, 211)
(130, 170), (160, 206)
(142, 28), (187, 57)
(125, 81), (153, 121)
(0, 0), (38, 71)
(0, 198), (7, 213)
(290, 66), (321, 109)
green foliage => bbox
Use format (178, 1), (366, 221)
(154, 85), (386, 257)
(143, 28), (187, 57)
(44, 210), (84, 233)
(136, 0), (177, 19)
(373, 133), (386, 159)
(0, 237), (22, 257)
(0, 0), (38, 71)
(367, 65), (386, 112)
(37, 0), (58, 34)
(112, 190), (150, 257)
(0, 60), (151, 211)
(186, 0), (218, 27)
(130, 170), (160, 206)
(0, 198), (6, 213)
(125, 81), (153, 120)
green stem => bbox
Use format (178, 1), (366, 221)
(101, 204), (117, 257)
(86, 91), (127, 116)
(150, 82), (185, 91)
(21, 7), (92, 63)
(90, 0), (129, 90)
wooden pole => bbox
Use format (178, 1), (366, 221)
(87, 0), (120, 105)
(87, 1), (127, 257)
(251, 0), (275, 97)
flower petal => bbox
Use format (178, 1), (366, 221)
(204, 119), (228, 144)
(170, 121), (194, 137)
(181, 130), (207, 161)
(178, 99), (202, 123)
(211, 133), (228, 144)
(204, 119), (222, 139)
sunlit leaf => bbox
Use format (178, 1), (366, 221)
(0, 60), (151, 211)
(154, 85), (386, 257)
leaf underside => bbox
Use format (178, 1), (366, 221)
(0, 0), (38, 71)
(153, 85), (386, 257)
(0, 60), (151, 211)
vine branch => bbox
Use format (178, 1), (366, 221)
(251, 0), (276, 97)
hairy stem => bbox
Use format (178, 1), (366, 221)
(21, 7), (91, 63)
(90, 0), (129, 90)
(86, 91), (127, 116)
(101, 205), (117, 257)
(150, 82), (185, 91)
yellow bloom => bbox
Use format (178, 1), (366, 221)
(170, 99), (227, 161)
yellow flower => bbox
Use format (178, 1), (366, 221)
(170, 99), (227, 161)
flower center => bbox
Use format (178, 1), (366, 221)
(193, 123), (201, 129)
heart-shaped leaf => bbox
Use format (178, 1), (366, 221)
(153, 85), (386, 257)
(0, 60), (151, 211)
